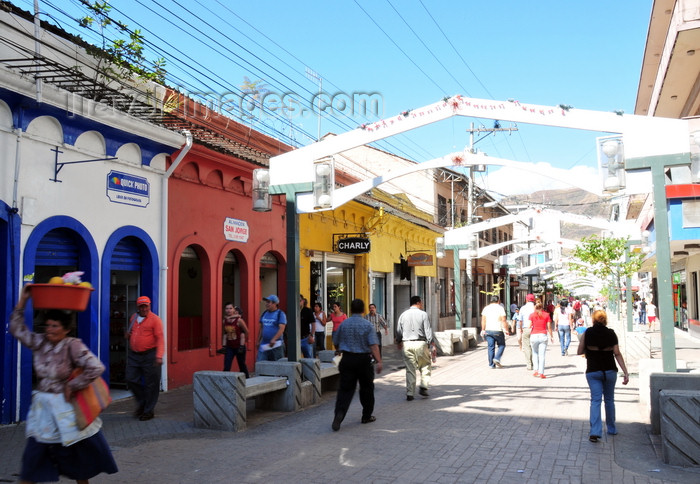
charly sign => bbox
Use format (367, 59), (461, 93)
(106, 171), (150, 207)
(337, 237), (371, 254)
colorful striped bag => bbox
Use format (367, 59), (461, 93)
(69, 368), (112, 430)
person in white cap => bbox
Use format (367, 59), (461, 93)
(257, 294), (287, 361)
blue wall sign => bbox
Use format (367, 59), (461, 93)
(106, 170), (150, 207)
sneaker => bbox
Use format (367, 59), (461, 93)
(540, 374), (546, 379)
(589, 435), (600, 443)
(564, 349), (568, 356)
(332, 413), (343, 431)
(533, 372), (540, 377)
(139, 412), (154, 421)
(406, 395), (414, 401)
(419, 387), (429, 397)
(493, 359), (502, 368)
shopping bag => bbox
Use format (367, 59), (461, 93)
(69, 368), (112, 430)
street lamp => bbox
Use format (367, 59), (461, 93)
(252, 168), (272, 212)
(690, 131), (700, 181)
(598, 136), (626, 192)
(436, 237), (445, 259)
(313, 158), (334, 209)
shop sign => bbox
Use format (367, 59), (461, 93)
(337, 237), (371, 254)
(407, 252), (433, 266)
(106, 171), (150, 207)
(223, 217), (249, 243)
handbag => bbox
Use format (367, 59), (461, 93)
(68, 367), (112, 430)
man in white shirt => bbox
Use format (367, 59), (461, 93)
(518, 293), (536, 370)
(481, 295), (508, 368)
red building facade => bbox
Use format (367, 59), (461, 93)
(165, 97), (291, 388)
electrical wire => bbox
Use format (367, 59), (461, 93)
(386, 0), (472, 97)
(352, 0), (447, 95)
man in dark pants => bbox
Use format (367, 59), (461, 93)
(125, 296), (164, 421)
(331, 299), (383, 431)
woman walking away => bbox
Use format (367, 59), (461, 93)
(529, 302), (553, 378)
(577, 310), (630, 443)
(10, 286), (118, 483)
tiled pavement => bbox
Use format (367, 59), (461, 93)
(1, 325), (699, 483)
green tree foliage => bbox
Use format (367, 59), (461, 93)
(570, 235), (644, 303)
(77, 1), (166, 89)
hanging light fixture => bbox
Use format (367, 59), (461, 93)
(313, 157), (334, 210)
(436, 237), (445, 258)
(468, 233), (478, 258)
(252, 168), (271, 212)
(597, 136), (626, 193)
(690, 131), (700, 182)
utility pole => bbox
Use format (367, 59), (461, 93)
(463, 122), (518, 326)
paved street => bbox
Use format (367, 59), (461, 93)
(1, 327), (699, 484)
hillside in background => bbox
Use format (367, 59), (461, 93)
(503, 188), (611, 241)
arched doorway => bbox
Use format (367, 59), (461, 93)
(107, 236), (142, 388)
(259, 251), (279, 313)
(178, 245), (205, 351)
(222, 251), (241, 307)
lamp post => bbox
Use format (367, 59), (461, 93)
(604, 136), (689, 372)
(253, 171), (314, 362)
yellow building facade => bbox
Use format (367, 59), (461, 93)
(299, 192), (441, 345)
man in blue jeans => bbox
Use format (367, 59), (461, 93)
(481, 295), (508, 368)
(257, 295), (287, 361)
(638, 298), (647, 325)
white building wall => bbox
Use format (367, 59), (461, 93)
(15, 118), (167, 273)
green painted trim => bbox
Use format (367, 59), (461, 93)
(625, 152), (690, 170)
(269, 182), (313, 195)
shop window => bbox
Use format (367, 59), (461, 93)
(438, 195), (448, 226)
(259, 251), (279, 314)
(371, 275), (387, 317)
(310, 260), (324, 308)
(327, 262), (353, 314)
(178, 246), (205, 351)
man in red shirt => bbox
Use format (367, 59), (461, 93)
(125, 296), (164, 421)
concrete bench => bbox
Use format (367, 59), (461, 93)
(193, 360), (302, 432)
(244, 375), (287, 398)
(658, 389), (700, 466)
(435, 331), (461, 356)
(649, 372), (700, 434)
(462, 328), (478, 348)
(301, 351), (340, 402)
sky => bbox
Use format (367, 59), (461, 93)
(24, 0), (653, 199)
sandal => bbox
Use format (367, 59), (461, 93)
(361, 416), (376, 424)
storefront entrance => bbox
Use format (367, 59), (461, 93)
(109, 270), (139, 388)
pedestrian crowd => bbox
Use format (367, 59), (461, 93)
(7, 285), (634, 481)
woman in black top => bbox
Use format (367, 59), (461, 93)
(577, 310), (630, 442)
